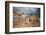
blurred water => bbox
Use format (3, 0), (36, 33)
(13, 7), (40, 16)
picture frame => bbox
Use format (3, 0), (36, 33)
(5, 1), (45, 34)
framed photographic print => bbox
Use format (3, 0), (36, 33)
(5, 1), (45, 34)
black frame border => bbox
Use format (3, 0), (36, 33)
(5, 1), (45, 34)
